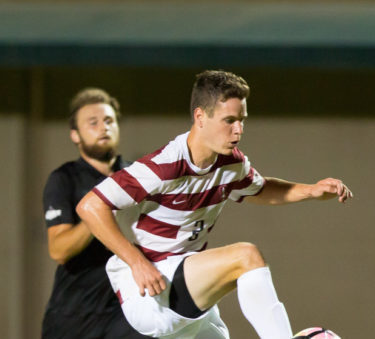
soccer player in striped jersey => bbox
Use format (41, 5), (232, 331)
(77, 70), (352, 339)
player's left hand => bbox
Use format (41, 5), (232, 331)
(310, 178), (353, 203)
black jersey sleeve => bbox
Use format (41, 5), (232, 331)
(43, 169), (76, 228)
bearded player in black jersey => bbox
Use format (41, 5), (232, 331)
(42, 88), (152, 339)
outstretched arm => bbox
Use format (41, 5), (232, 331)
(245, 177), (353, 205)
(76, 191), (166, 296)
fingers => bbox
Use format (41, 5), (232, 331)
(317, 178), (353, 203)
(331, 179), (353, 203)
(338, 183), (353, 203)
(139, 285), (145, 297)
(145, 274), (167, 297)
(135, 267), (166, 297)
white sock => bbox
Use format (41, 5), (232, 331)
(237, 267), (293, 339)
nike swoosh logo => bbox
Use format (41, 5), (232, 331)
(172, 199), (186, 205)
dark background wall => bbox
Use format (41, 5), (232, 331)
(2, 66), (375, 119)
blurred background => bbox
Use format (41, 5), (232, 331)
(0, 1), (374, 338)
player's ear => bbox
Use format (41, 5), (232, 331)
(70, 129), (81, 144)
(193, 107), (205, 128)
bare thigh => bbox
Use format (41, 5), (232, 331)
(184, 242), (265, 310)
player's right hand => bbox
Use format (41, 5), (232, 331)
(131, 259), (166, 297)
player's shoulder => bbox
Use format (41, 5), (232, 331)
(139, 134), (185, 165)
(46, 160), (81, 186)
(51, 159), (81, 176)
(136, 145), (168, 166)
(156, 132), (187, 165)
(132, 134), (186, 181)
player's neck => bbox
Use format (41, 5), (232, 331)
(80, 152), (117, 176)
(187, 128), (217, 169)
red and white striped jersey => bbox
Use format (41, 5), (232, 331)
(93, 132), (264, 262)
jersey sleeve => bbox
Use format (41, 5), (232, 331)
(93, 160), (163, 210)
(43, 170), (75, 227)
(228, 154), (265, 203)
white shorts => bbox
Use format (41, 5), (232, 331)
(106, 253), (230, 339)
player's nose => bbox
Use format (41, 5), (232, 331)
(99, 120), (110, 132)
(234, 121), (244, 135)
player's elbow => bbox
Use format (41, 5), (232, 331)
(77, 191), (112, 219)
(48, 246), (70, 265)
(76, 193), (93, 221)
(52, 256), (68, 265)
(76, 200), (85, 220)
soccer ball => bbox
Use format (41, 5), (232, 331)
(292, 327), (341, 338)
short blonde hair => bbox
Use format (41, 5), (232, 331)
(69, 88), (121, 130)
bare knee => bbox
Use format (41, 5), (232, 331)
(232, 242), (266, 276)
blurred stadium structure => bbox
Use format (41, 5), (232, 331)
(1, 2), (375, 67)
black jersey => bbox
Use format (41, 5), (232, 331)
(42, 157), (152, 338)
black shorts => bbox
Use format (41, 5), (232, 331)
(42, 308), (153, 339)
(169, 257), (205, 319)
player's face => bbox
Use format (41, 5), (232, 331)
(203, 97), (247, 156)
(74, 103), (120, 161)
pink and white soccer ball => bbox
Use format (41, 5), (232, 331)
(293, 327), (341, 338)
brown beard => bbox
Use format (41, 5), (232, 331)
(80, 140), (116, 162)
